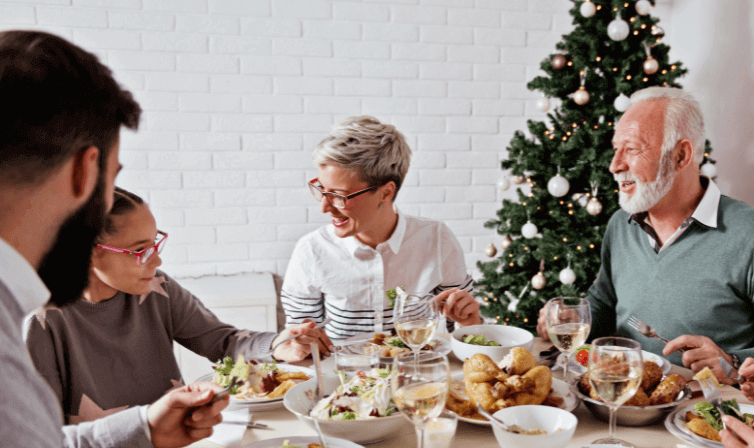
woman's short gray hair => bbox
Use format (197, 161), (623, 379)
(312, 115), (412, 200)
(630, 86), (706, 164)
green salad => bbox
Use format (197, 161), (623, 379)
(462, 334), (501, 346)
(695, 399), (754, 430)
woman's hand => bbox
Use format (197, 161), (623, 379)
(435, 288), (481, 327)
(721, 415), (754, 447)
(272, 319), (334, 362)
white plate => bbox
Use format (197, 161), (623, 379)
(570, 445), (630, 448)
(557, 349), (671, 375)
(195, 363), (314, 411)
(665, 403), (754, 448)
(239, 436), (364, 448)
(448, 371), (579, 426)
(343, 332), (451, 362)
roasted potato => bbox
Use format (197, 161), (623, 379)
(649, 374), (686, 406)
(623, 387), (650, 407)
(640, 360), (663, 392)
(686, 417), (721, 442)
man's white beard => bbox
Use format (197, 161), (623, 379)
(615, 151), (676, 214)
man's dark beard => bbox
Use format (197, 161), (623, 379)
(37, 181), (106, 307)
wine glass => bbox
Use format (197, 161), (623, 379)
(588, 337), (644, 447)
(393, 293), (440, 362)
(391, 351), (450, 448)
(545, 296), (591, 383)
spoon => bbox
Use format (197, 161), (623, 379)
(476, 403), (513, 432)
(309, 342), (329, 448)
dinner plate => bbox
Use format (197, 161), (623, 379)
(195, 363), (314, 411)
(239, 436), (364, 448)
(448, 371), (579, 426)
(342, 332), (451, 362)
(557, 349), (671, 375)
(664, 403), (754, 448)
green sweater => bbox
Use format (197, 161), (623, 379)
(589, 195), (754, 366)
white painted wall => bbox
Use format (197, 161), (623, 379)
(2, 0), (748, 282)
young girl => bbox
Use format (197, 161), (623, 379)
(25, 187), (332, 423)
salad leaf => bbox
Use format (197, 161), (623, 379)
(385, 286), (405, 309)
(213, 356), (234, 375)
(695, 400), (744, 430)
(341, 411), (358, 420)
(462, 334), (501, 346)
(386, 337), (407, 348)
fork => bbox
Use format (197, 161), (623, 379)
(698, 375), (731, 432)
(271, 317), (332, 352)
(627, 316), (687, 354)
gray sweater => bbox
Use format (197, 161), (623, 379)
(25, 270), (277, 423)
(589, 195), (754, 366)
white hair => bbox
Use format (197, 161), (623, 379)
(312, 115), (412, 200)
(629, 86), (706, 164)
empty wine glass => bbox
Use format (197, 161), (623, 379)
(545, 296), (591, 383)
(393, 293), (440, 362)
(588, 337), (643, 447)
(391, 351), (450, 448)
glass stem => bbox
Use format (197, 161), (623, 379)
(563, 356), (570, 384)
(608, 405), (617, 440)
(417, 427), (425, 448)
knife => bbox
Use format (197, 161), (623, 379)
(221, 421), (271, 429)
(719, 356), (746, 384)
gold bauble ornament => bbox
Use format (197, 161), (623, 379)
(586, 197), (603, 216)
(643, 57), (659, 75)
(485, 242), (498, 258)
(573, 86), (590, 105)
(511, 175), (525, 185)
(501, 235), (512, 250)
(531, 271), (546, 290)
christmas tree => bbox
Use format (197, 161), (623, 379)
(476, 0), (718, 332)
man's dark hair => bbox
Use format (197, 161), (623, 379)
(0, 30), (141, 184)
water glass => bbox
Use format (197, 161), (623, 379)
(415, 409), (458, 448)
(334, 342), (381, 373)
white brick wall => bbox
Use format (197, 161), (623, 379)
(0, 0), (576, 278)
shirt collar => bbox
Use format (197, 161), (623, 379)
(627, 177), (721, 229)
(339, 205), (406, 255)
(0, 237), (50, 315)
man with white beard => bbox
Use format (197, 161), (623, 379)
(537, 86), (754, 385)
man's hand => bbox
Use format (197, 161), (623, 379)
(721, 415), (754, 447)
(147, 382), (228, 448)
(435, 288), (481, 327)
(664, 334), (735, 385)
(272, 319), (334, 362)
(536, 303), (550, 341)
(738, 358), (754, 401)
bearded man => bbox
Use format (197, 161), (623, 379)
(537, 86), (754, 385)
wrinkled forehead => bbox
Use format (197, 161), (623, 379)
(613, 100), (666, 146)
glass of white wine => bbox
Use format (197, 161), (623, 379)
(588, 337), (643, 447)
(391, 351), (450, 448)
(393, 293), (440, 362)
(545, 296), (591, 383)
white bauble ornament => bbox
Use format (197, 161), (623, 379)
(635, 0), (651, 15)
(559, 267), (576, 285)
(574, 87), (590, 105)
(701, 163), (717, 178)
(643, 57), (659, 75)
(512, 175), (525, 185)
(501, 235), (512, 250)
(496, 176), (511, 192)
(580, 1), (596, 18)
(614, 93), (631, 112)
(535, 96), (551, 113)
(608, 18), (630, 41)
(547, 174), (570, 197)
(586, 197), (603, 216)
(521, 221), (538, 239)
(485, 242), (498, 257)
(531, 272), (546, 290)
(572, 193), (589, 207)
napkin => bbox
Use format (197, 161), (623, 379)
(204, 408), (252, 448)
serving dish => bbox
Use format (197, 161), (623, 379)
(557, 349), (671, 376)
(195, 363), (314, 411)
(449, 371), (579, 426)
(570, 376), (692, 426)
(491, 405), (577, 448)
(283, 374), (408, 444)
(664, 402), (754, 448)
(342, 332), (451, 362)
(450, 324), (534, 363)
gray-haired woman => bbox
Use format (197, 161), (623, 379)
(281, 116), (481, 340)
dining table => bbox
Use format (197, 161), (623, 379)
(188, 336), (749, 448)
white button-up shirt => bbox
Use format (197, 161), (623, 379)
(281, 211), (473, 340)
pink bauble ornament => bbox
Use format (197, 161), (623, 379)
(574, 87), (590, 105)
(643, 57), (659, 75)
(552, 54), (566, 70)
(531, 272), (546, 290)
(586, 197), (603, 216)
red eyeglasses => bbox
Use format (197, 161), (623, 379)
(96, 231), (168, 266)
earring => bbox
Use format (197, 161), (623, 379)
(379, 203), (384, 209)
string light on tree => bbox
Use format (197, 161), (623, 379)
(485, 242), (498, 258)
(608, 8), (630, 41)
(635, 0), (652, 15)
(580, 0), (596, 18)
(614, 93), (632, 112)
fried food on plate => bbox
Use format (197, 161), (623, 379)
(623, 387), (650, 407)
(685, 415), (721, 442)
(649, 374), (687, 406)
(641, 360), (663, 392)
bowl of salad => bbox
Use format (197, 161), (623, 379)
(451, 324), (534, 363)
(283, 368), (409, 444)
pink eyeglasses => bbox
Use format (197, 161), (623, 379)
(96, 231), (168, 266)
